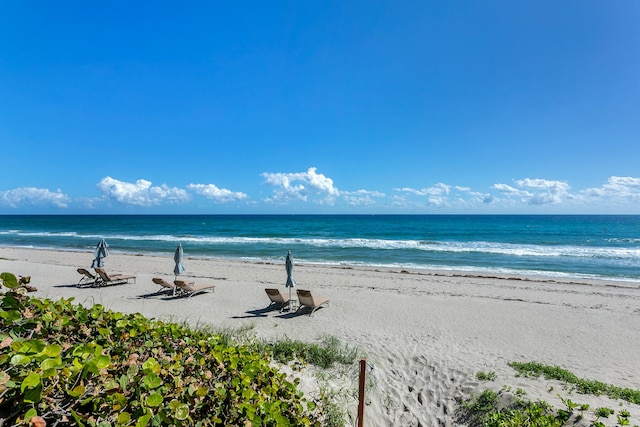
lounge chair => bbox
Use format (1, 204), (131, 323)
(152, 277), (178, 296)
(174, 280), (215, 297)
(77, 268), (97, 287)
(296, 289), (330, 316)
(265, 288), (291, 312)
(94, 268), (136, 287)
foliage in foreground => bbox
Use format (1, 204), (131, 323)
(0, 272), (320, 426)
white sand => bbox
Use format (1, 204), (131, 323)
(1, 247), (639, 426)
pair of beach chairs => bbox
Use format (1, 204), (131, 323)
(77, 268), (136, 288)
(152, 277), (215, 298)
(265, 288), (329, 316)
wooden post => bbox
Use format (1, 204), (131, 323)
(358, 358), (366, 427)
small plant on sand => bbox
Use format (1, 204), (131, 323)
(594, 407), (615, 419)
(617, 409), (631, 426)
(477, 371), (497, 381)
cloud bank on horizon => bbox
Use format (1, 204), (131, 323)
(1, 168), (639, 214)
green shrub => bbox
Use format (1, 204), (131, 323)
(0, 272), (320, 426)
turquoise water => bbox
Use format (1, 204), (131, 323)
(0, 215), (639, 282)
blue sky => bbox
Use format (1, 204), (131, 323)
(1, 1), (639, 214)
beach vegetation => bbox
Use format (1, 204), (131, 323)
(459, 361), (640, 427)
(258, 335), (359, 369)
(460, 389), (565, 427)
(509, 361), (640, 405)
(476, 371), (497, 381)
(594, 406), (615, 418)
(0, 272), (322, 426)
(460, 387), (640, 427)
(209, 326), (363, 427)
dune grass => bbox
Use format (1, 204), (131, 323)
(509, 361), (640, 405)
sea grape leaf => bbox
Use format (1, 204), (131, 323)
(117, 412), (131, 424)
(23, 383), (42, 403)
(0, 371), (9, 385)
(24, 408), (38, 421)
(135, 411), (152, 427)
(21, 373), (41, 392)
(43, 344), (62, 357)
(146, 392), (163, 407)
(95, 354), (111, 369)
(142, 358), (161, 375)
(174, 403), (189, 421)
(0, 272), (19, 289)
(142, 373), (163, 389)
(68, 384), (86, 398)
(41, 357), (63, 371)
(10, 354), (31, 365)
(0, 310), (21, 321)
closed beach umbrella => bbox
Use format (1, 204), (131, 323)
(285, 250), (296, 302)
(91, 239), (109, 268)
(174, 243), (185, 279)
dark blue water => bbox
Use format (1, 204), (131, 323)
(1, 215), (639, 281)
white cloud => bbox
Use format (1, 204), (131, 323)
(393, 183), (464, 208)
(187, 183), (248, 203)
(493, 178), (571, 205)
(393, 183), (451, 197)
(97, 176), (190, 206)
(262, 167), (339, 204)
(0, 187), (70, 208)
(491, 183), (528, 196)
(583, 176), (640, 201)
(342, 190), (385, 206)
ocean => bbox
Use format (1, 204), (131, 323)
(0, 215), (639, 282)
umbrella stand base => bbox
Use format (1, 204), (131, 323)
(282, 298), (299, 312)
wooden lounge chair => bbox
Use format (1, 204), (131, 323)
(77, 268), (97, 287)
(152, 277), (178, 296)
(265, 288), (291, 312)
(296, 289), (330, 316)
(174, 280), (215, 297)
(94, 268), (136, 287)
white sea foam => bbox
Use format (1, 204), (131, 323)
(4, 229), (639, 261)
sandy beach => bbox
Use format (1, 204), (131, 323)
(1, 246), (639, 426)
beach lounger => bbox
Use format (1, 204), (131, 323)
(94, 268), (136, 287)
(296, 289), (330, 316)
(174, 280), (215, 297)
(265, 288), (291, 312)
(152, 277), (178, 296)
(77, 268), (97, 287)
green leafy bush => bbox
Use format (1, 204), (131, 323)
(0, 273), (320, 426)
